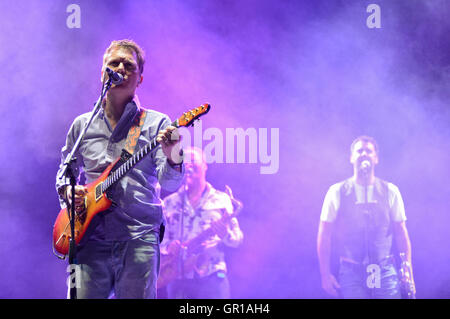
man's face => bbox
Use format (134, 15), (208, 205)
(102, 47), (143, 93)
(350, 140), (378, 169)
(184, 150), (207, 186)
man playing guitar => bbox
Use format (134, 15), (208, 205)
(56, 39), (184, 299)
(160, 147), (243, 298)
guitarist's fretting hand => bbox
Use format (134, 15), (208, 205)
(64, 185), (88, 213)
(156, 126), (183, 167)
(209, 220), (229, 239)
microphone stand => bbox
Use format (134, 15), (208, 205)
(360, 165), (373, 297)
(57, 77), (113, 299)
(177, 182), (187, 298)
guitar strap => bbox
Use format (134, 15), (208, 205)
(123, 108), (147, 156)
(121, 107), (168, 243)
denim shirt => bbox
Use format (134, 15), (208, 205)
(56, 101), (184, 241)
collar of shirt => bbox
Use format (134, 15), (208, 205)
(99, 100), (140, 142)
(180, 182), (213, 217)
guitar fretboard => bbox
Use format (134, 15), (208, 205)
(100, 140), (155, 194)
(100, 120), (178, 194)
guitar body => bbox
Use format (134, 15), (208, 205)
(158, 242), (203, 289)
(52, 159), (119, 256)
(158, 251), (180, 289)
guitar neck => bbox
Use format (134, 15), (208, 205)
(100, 119), (179, 194)
(184, 211), (235, 253)
(184, 193), (242, 252)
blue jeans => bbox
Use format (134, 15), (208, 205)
(338, 258), (401, 299)
(167, 272), (230, 299)
(70, 232), (160, 299)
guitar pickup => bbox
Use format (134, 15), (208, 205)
(95, 183), (103, 201)
(121, 149), (132, 162)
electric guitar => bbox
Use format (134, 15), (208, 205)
(52, 103), (211, 258)
(157, 185), (243, 288)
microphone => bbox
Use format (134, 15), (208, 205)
(186, 167), (194, 176)
(105, 67), (124, 85)
(360, 160), (371, 174)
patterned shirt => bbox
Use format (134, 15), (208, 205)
(162, 182), (243, 278)
(55, 101), (184, 241)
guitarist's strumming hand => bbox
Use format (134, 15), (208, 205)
(156, 126), (183, 169)
(64, 185), (88, 213)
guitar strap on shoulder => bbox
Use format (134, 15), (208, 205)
(123, 109), (147, 156)
(108, 109), (146, 203)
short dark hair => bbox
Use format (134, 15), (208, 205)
(350, 135), (379, 154)
(103, 39), (145, 74)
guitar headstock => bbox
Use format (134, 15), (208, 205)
(176, 103), (211, 128)
(225, 185), (243, 215)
